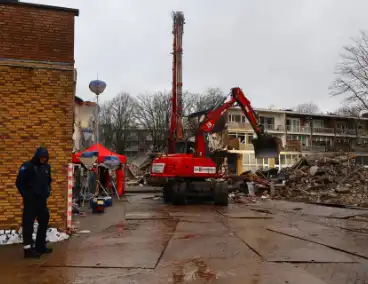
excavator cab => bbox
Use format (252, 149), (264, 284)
(175, 140), (196, 154)
(252, 135), (281, 158)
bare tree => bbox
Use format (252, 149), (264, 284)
(133, 88), (227, 151)
(335, 104), (364, 117)
(134, 91), (171, 151)
(99, 104), (114, 149)
(100, 92), (138, 153)
(294, 102), (320, 113)
(330, 31), (368, 109)
(183, 88), (227, 136)
(184, 88), (226, 115)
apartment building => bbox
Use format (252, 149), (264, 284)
(124, 129), (154, 159)
(226, 107), (368, 174)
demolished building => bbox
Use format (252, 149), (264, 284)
(225, 107), (368, 174)
(73, 96), (98, 152)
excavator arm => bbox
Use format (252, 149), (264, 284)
(195, 87), (281, 158)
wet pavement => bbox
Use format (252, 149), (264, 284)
(1, 192), (368, 283)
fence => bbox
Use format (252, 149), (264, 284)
(67, 163), (73, 230)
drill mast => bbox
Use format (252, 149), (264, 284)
(168, 11), (185, 153)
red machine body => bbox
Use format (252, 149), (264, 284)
(151, 154), (218, 179)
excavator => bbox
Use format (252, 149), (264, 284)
(151, 87), (281, 206)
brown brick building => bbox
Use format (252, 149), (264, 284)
(0, 1), (79, 229)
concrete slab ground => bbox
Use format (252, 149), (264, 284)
(1, 193), (368, 283)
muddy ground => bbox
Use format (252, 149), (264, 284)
(1, 190), (368, 283)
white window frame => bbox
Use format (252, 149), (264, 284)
(242, 153), (270, 171)
(287, 118), (300, 132)
(276, 153), (302, 169)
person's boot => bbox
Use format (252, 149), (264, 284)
(24, 247), (41, 259)
(35, 246), (53, 254)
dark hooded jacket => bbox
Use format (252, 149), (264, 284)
(16, 147), (52, 198)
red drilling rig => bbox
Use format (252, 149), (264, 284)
(168, 11), (185, 154)
(150, 12), (281, 206)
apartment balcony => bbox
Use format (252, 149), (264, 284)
(353, 143), (368, 152)
(312, 127), (335, 135)
(285, 140), (301, 152)
(228, 121), (253, 131)
(335, 128), (356, 136)
(358, 130), (368, 137)
(263, 124), (285, 132)
(239, 143), (254, 150)
(301, 145), (330, 152)
(125, 146), (139, 152)
(286, 125), (311, 134)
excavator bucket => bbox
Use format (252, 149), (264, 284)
(252, 136), (281, 158)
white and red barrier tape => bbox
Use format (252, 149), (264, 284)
(67, 163), (73, 229)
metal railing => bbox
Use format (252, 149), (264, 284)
(227, 121), (253, 130)
(301, 145), (328, 152)
(275, 125), (285, 131)
(345, 129), (357, 135)
(286, 125), (311, 133)
(262, 124), (275, 130)
(263, 124), (285, 131)
(229, 121), (363, 137)
(312, 127), (335, 134)
(335, 128), (356, 135)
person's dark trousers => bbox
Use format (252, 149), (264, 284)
(22, 196), (50, 255)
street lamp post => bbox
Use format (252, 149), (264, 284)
(89, 80), (107, 148)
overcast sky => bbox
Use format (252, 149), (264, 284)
(28, 0), (368, 112)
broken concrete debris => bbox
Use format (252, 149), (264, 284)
(127, 151), (367, 208)
(126, 153), (161, 186)
(227, 154), (368, 207)
(274, 154), (368, 207)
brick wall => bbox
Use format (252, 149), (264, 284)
(0, 3), (78, 229)
(0, 3), (77, 63)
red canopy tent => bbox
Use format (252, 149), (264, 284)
(72, 143), (126, 196)
(72, 143), (126, 164)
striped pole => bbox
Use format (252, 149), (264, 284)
(67, 163), (73, 230)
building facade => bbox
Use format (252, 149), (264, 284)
(123, 129), (154, 159)
(227, 107), (368, 174)
(0, 1), (78, 228)
(73, 96), (98, 152)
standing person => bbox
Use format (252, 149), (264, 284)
(15, 147), (53, 258)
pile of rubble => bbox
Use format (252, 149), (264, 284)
(126, 153), (159, 186)
(274, 154), (368, 207)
